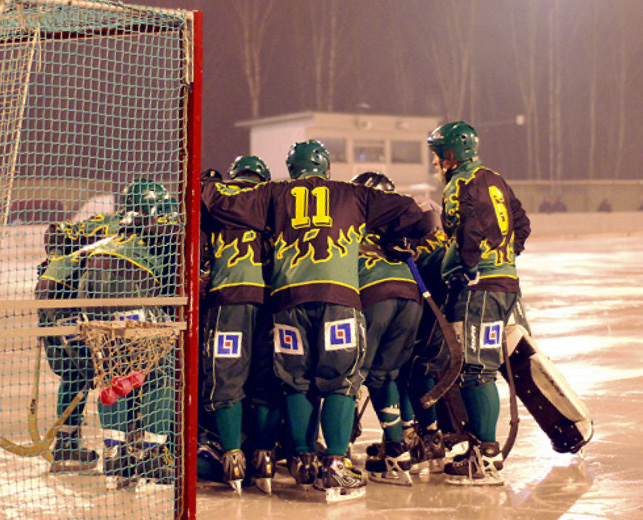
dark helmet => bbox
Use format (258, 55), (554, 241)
(351, 171), (395, 191)
(228, 155), (271, 182)
(123, 179), (170, 215)
(201, 168), (223, 182)
(427, 121), (479, 162)
(286, 139), (330, 179)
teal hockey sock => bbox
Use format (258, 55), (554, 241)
(213, 401), (243, 452)
(286, 392), (319, 454)
(460, 381), (500, 442)
(369, 382), (403, 443)
(321, 393), (356, 456)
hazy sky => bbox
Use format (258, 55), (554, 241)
(123, 0), (643, 183)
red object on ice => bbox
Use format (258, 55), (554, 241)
(128, 371), (146, 389)
(112, 376), (133, 397)
(100, 386), (119, 406)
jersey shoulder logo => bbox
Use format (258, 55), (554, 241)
(214, 332), (242, 358)
(274, 324), (304, 355)
(325, 318), (356, 350)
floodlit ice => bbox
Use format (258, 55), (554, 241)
(0, 231), (641, 519)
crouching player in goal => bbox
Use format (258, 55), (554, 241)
(36, 179), (181, 486)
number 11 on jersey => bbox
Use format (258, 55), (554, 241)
(290, 186), (333, 229)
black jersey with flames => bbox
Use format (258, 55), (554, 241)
(201, 179), (270, 306)
(202, 176), (430, 312)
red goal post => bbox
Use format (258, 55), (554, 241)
(0, 1), (201, 518)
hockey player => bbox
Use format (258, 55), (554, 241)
(351, 171), (422, 487)
(202, 140), (432, 500)
(35, 200), (126, 472)
(199, 155), (281, 495)
(78, 179), (181, 488)
(427, 121), (531, 485)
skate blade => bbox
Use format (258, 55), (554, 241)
(325, 486), (366, 503)
(409, 460), (429, 475)
(254, 477), (272, 495)
(106, 475), (139, 490)
(429, 458), (445, 474)
(228, 479), (243, 495)
(369, 470), (412, 487)
(445, 474), (504, 486)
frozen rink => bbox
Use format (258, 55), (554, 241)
(196, 233), (643, 520)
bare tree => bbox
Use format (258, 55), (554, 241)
(509, 0), (543, 180)
(230, 0), (276, 119)
(411, 0), (479, 120)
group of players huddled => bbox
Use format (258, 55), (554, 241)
(195, 120), (537, 501)
(37, 121), (593, 499)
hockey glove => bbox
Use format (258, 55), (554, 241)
(383, 237), (418, 263)
(447, 267), (480, 291)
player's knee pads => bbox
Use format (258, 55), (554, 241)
(501, 324), (593, 454)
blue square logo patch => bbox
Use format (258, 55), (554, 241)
(480, 321), (503, 349)
(214, 332), (242, 358)
(274, 324), (304, 355)
(325, 319), (356, 351)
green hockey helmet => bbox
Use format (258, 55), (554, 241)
(123, 179), (170, 215)
(228, 155), (271, 182)
(427, 121), (479, 162)
(351, 171), (395, 191)
(286, 139), (330, 179)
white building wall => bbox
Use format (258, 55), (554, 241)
(237, 112), (441, 198)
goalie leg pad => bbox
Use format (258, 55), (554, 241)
(501, 325), (593, 454)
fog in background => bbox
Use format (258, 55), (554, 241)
(128, 0), (643, 182)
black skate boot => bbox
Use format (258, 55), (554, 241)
(251, 449), (276, 495)
(222, 449), (246, 495)
(366, 441), (412, 486)
(444, 438), (504, 486)
(288, 452), (319, 486)
(314, 455), (367, 502)
(50, 427), (99, 473)
(137, 442), (174, 485)
(102, 439), (140, 489)
(408, 428), (451, 474)
(197, 431), (224, 483)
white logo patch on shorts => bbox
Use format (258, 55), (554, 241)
(480, 321), (503, 349)
(274, 324), (304, 355)
(214, 332), (242, 358)
(325, 318), (357, 351)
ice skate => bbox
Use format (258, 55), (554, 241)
(102, 439), (140, 489)
(366, 441), (412, 486)
(314, 455), (367, 502)
(288, 452), (319, 487)
(137, 442), (174, 485)
(50, 428), (99, 473)
(251, 449), (276, 495)
(222, 449), (246, 495)
(444, 439), (504, 486)
(409, 429), (446, 474)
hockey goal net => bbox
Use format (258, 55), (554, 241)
(0, 1), (201, 518)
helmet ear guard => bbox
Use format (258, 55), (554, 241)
(427, 121), (479, 162)
(350, 171), (395, 191)
(286, 139), (330, 179)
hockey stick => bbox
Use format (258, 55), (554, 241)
(406, 258), (464, 409)
(500, 337), (520, 461)
(27, 338), (53, 463)
(0, 388), (86, 457)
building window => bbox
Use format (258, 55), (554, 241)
(354, 140), (385, 163)
(391, 140), (422, 164)
(317, 137), (346, 162)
